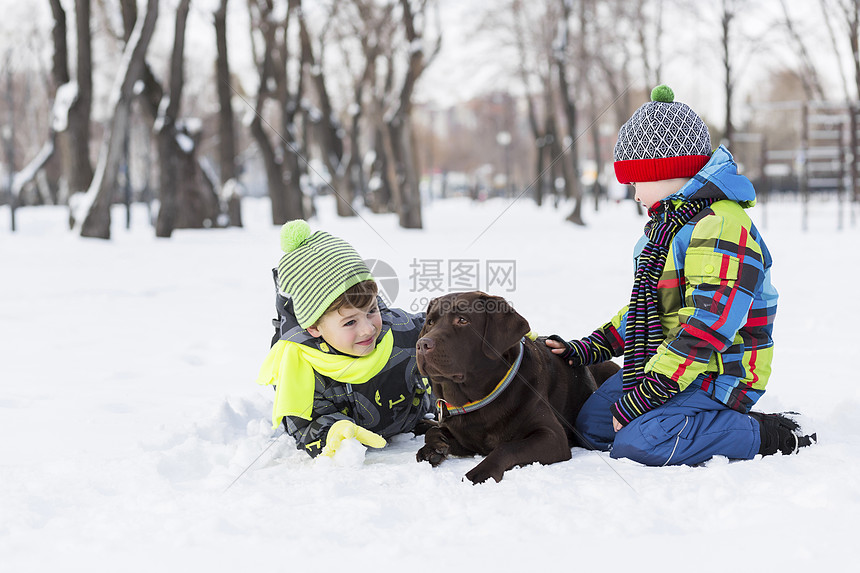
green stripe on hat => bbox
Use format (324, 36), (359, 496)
(276, 221), (373, 329)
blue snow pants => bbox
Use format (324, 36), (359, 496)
(575, 369), (761, 466)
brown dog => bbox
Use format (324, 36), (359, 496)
(415, 291), (619, 484)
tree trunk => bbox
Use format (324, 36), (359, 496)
(514, 5), (544, 208)
(534, 137), (546, 207)
(366, 52), (395, 214)
(10, 0), (73, 222)
(590, 98), (603, 212)
(247, 0), (305, 225)
(381, 0), (438, 229)
(721, 1), (734, 147)
(401, 120), (423, 228)
(174, 133), (220, 229)
(214, 0), (241, 227)
(47, 0), (91, 218)
(346, 113), (365, 209)
(61, 0), (94, 215)
(851, 1), (860, 103)
(297, 7), (352, 217)
(250, 115), (288, 224)
(155, 0), (190, 238)
(366, 127), (392, 213)
(77, 0), (158, 239)
(380, 116), (402, 213)
(152, 0), (221, 237)
(560, 0), (583, 225)
(49, 0), (70, 86)
(78, 103), (130, 239)
(543, 109), (559, 202)
(3, 56), (18, 230)
(347, 20), (381, 212)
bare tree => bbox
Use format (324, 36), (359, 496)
(819, 0), (860, 202)
(818, 0), (853, 100)
(378, 0), (441, 229)
(340, 1), (395, 212)
(556, 0), (584, 224)
(713, 0), (772, 147)
(214, 0), (242, 227)
(247, 0), (306, 225)
(588, 0), (641, 212)
(154, 0), (191, 237)
(3, 50), (17, 230)
(840, 0), (860, 99)
(778, 0), (825, 100)
(510, 0), (560, 207)
(719, 0), (738, 145)
(75, 0), (158, 239)
(298, 4), (351, 216)
(59, 0), (94, 209)
(12, 0), (92, 224)
(155, 0), (221, 238)
(633, 0), (664, 88)
(356, 0), (398, 213)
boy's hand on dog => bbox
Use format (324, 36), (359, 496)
(543, 335), (581, 366)
(544, 337), (622, 432)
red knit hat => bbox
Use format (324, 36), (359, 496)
(613, 85), (712, 184)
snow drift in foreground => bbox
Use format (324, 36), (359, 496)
(1, 195), (858, 572)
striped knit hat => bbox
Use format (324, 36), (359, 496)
(277, 220), (373, 329)
(613, 85), (711, 184)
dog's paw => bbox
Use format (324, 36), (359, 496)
(411, 418), (439, 436)
(416, 442), (449, 467)
(465, 461), (505, 484)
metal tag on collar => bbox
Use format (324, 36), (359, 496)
(436, 399), (449, 423)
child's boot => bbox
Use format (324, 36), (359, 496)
(750, 412), (817, 456)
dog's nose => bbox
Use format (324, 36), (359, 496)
(417, 337), (435, 353)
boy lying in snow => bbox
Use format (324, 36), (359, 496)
(256, 220), (434, 458)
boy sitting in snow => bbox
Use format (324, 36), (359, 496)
(546, 85), (816, 466)
(256, 220), (433, 458)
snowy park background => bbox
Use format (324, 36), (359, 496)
(2, 194), (859, 571)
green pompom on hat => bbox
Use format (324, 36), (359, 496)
(280, 219), (312, 253)
(613, 84), (711, 184)
(276, 220), (373, 329)
(650, 84), (674, 103)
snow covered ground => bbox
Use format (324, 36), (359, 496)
(2, 194), (858, 571)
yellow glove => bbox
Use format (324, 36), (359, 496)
(322, 420), (387, 457)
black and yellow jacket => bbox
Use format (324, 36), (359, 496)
(256, 277), (434, 457)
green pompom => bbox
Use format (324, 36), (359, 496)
(651, 84), (674, 103)
(280, 219), (312, 253)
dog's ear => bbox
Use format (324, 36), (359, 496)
(420, 297), (439, 336)
(480, 294), (530, 359)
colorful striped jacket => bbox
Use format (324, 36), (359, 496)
(573, 146), (777, 419)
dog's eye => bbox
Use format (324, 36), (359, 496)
(457, 316), (469, 325)
(426, 319), (434, 326)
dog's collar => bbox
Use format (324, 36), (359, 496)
(437, 338), (525, 421)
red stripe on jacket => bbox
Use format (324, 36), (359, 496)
(710, 226), (748, 334)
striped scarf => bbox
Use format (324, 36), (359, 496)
(622, 198), (716, 392)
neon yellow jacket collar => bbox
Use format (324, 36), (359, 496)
(256, 330), (394, 427)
